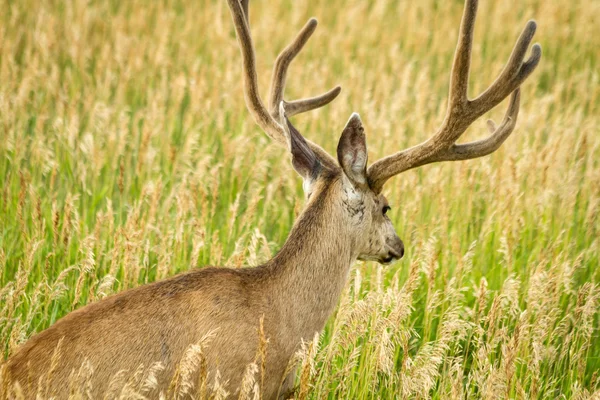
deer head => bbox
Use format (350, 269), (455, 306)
(279, 105), (405, 264)
(226, 0), (541, 265)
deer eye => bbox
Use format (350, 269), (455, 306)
(382, 205), (391, 216)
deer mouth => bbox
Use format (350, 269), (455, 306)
(379, 247), (404, 265)
(380, 255), (395, 264)
(380, 253), (400, 265)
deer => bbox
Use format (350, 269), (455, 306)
(2, 0), (541, 398)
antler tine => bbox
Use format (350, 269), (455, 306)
(269, 18), (341, 120)
(240, 0), (249, 23)
(227, 0), (284, 145)
(226, 0), (339, 168)
(282, 87), (343, 117)
(448, 0), (478, 107)
(432, 89), (520, 163)
(367, 0), (541, 193)
(471, 22), (541, 112)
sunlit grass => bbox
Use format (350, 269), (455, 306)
(1, 0), (599, 398)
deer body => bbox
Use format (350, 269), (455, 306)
(5, 174), (394, 398)
(3, 0), (540, 397)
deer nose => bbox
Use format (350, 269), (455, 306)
(388, 238), (404, 260)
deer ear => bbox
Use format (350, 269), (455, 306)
(337, 113), (368, 187)
(279, 103), (322, 185)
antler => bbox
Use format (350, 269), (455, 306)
(367, 0), (541, 193)
(226, 0), (341, 167)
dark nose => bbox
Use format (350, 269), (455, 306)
(388, 238), (405, 259)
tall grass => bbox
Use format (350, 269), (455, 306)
(0, 0), (598, 398)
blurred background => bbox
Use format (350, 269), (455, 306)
(1, 0), (598, 397)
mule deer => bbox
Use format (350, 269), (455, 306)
(2, 0), (541, 398)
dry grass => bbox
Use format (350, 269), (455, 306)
(0, 0), (599, 398)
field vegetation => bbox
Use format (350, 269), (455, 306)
(0, 0), (599, 398)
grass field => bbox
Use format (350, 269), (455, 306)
(1, 0), (599, 398)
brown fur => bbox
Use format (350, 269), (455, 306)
(4, 171), (404, 398)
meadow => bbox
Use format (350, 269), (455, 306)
(0, 0), (599, 398)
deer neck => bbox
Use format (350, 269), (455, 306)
(266, 178), (359, 337)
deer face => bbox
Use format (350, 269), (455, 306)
(334, 173), (404, 264)
(334, 114), (404, 264)
(354, 188), (404, 265)
(281, 110), (404, 265)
